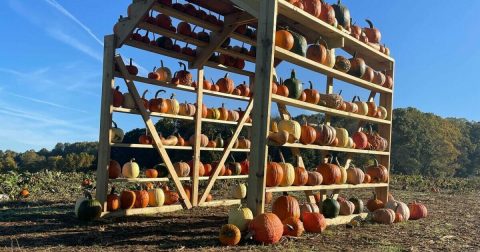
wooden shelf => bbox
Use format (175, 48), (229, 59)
(111, 143), (250, 152)
(203, 89), (250, 101)
(152, 3), (222, 33)
(202, 118), (252, 126)
(125, 40), (255, 77)
(272, 94), (391, 125)
(266, 183), (388, 193)
(325, 213), (368, 226)
(101, 204), (183, 217)
(275, 47), (392, 94)
(279, 143), (389, 156)
(113, 107), (194, 121)
(110, 175), (248, 183)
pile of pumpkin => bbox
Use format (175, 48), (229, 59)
(264, 154), (389, 188)
(269, 116), (388, 151)
(284, 0), (391, 56)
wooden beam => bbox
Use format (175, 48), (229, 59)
(230, 0), (259, 18)
(191, 69), (205, 206)
(114, 55), (192, 209)
(265, 183), (389, 193)
(95, 35), (115, 211)
(114, 0), (156, 48)
(198, 100), (254, 204)
(101, 204), (183, 218)
(247, 0), (278, 216)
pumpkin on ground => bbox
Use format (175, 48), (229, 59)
(282, 217), (305, 237)
(219, 224), (241, 246)
(372, 208), (395, 224)
(272, 194), (301, 221)
(302, 212), (327, 233)
(386, 200), (410, 221)
(349, 197), (364, 214)
(248, 213), (284, 244)
(322, 196), (340, 218)
(408, 202), (428, 220)
(366, 193), (385, 212)
(75, 192), (102, 221)
(228, 205), (254, 231)
(231, 183), (247, 199)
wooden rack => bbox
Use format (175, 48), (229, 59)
(96, 0), (394, 224)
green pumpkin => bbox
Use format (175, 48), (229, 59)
(284, 69), (303, 99)
(289, 31), (307, 57)
(229, 163), (242, 175)
(155, 36), (173, 49)
(349, 197), (364, 214)
(332, 0), (351, 29)
(322, 197), (340, 218)
(76, 193), (102, 221)
(215, 134), (224, 148)
(154, 163), (169, 178)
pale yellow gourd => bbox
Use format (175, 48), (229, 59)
(122, 159), (140, 178)
(231, 183), (247, 199)
(148, 188), (165, 207)
(377, 106), (388, 119)
(166, 94), (180, 115)
(335, 128), (349, 148)
(278, 119), (301, 143)
(279, 152), (295, 186)
(325, 48), (336, 68)
(353, 96), (369, 116)
(228, 205), (254, 231)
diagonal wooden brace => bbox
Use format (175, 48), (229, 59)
(114, 0), (156, 48)
(114, 55), (192, 209)
(198, 99), (254, 204)
(230, 0), (259, 18)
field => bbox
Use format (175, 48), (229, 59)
(1, 172), (479, 251)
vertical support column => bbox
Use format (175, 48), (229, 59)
(247, 0), (278, 216)
(96, 35), (116, 210)
(191, 68), (205, 206)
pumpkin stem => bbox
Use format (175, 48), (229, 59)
(141, 89), (148, 99)
(160, 60), (165, 68)
(152, 66), (157, 72)
(279, 150), (286, 164)
(155, 89), (166, 99)
(170, 93), (176, 99)
(179, 61), (187, 71)
(308, 81), (314, 90)
(230, 154), (236, 163)
(129, 58), (133, 66)
(110, 186), (116, 195)
(339, 90), (343, 96)
(112, 120), (118, 128)
(290, 69), (296, 79)
(365, 19), (374, 29)
(224, 73), (229, 78)
(192, 25), (197, 32)
(115, 86), (120, 91)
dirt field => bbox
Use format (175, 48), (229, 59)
(1, 186), (479, 252)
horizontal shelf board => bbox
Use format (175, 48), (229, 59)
(111, 143), (250, 152)
(198, 199), (241, 207)
(280, 143), (389, 156)
(202, 89), (250, 101)
(153, 3), (222, 33)
(274, 47), (392, 94)
(266, 183), (389, 193)
(272, 94), (391, 125)
(101, 204), (183, 217)
(124, 40), (254, 77)
(202, 118), (252, 126)
(325, 213), (368, 226)
(110, 175), (248, 183)
(113, 107), (194, 120)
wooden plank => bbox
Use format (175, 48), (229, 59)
(279, 143), (390, 156)
(202, 118), (252, 127)
(101, 205), (183, 218)
(113, 107), (194, 121)
(95, 35), (116, 211)
(265, 183), (389, 193)
(198, 100), (254, 204)
(198, 199), (241, 207)
(325, 213), (368, 226)
(111, 143), (250, 152)
(115, 55), (192, 209)
(271, 95), (391, 125)
(110, 175), (248, 183)
(114, 0), (156, 48)
(191, 69), (204, 206)
(152, 3), (222, 33)
(202, 89), (250, 101)
(247, 0), (277, 216)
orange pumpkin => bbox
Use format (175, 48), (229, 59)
(275, 30), (294, 50)
(217, 74), (235, 94)
(282, 217), (304, 237)
(300, 119), (316, 145)
(306, 39), (327, 64)
(145, 169), (158, 178)
(149, 90), (168, 113)
(266, 161), (284, 187)
(304, 81), (320, 104)
(174, 161), (190, 177)
(218, 103), (229, 120)
(366, 159), (389, 183)
(107, 186), (120, 212)
(219, 224), (241, 246)
(163, 190), (179, 205)
(293, 166), (309, 186)
(272, 194), (301, 221)
(134, 190), (149, 208)
(316, 156), (341, 185)
(366, 193), (385, 212)
(204, 163), (213, 176)
(120, 190), (136, 209)
(248, 213), (284, 244)
(307, 171), (323, 186)
(408, 202), (428, 220)
(108, 160), (122, 179)
(302, 212), (327, 233)
(363, 173), (372, 183)
(301, 0), (322, 18)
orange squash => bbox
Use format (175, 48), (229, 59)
(272, 194), (301, 221)
(275, 30), (294, 50)
(266, 161), (284, 187)
(217, 74), (235, 94)
(248, 213), (283, 244)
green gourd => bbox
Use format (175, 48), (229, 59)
(349, 197), (364, 214)
(289, 30), (307, 57)
(154, 163), (169, 178)
(322, 195), (340, 218)
(332, 0), (351, 29)
(284, 69), (303, 99)
(76, 192), (102, 221)
(215, 134), (224, 148)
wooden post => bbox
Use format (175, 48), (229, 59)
(96, 35), (115, 210)
(247, 0), (278, 216)
(191, 68), (204, 206)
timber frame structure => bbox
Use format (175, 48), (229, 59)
(96, 0), (394, 224)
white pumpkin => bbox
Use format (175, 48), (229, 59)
(231, 183), (247, 199)
(110, 121), (124, 143)
(278, 119), (301, 143)
(335, 128), (349, 148)
(386, 200), (410, 221)
(228, 205), (254, 231)
(377, 106), (388, 119)
(122, 159), (140, 178)
(353, 96), (369, 116)
(148, 188), (165, 207)
(325, 48), (336, 68)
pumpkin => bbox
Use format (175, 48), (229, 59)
(248, 213), (283, 244)
(217, 73), (235, 94)
(215, 134), (224, 148)
(149, 90), (168, 113)
(148, 67), (160, 80)
(316, 156), (341, 185)
(276, 79), (290, 97)
(275, 29), (294, 50)
(148, 188), (165, 207)
(174, 162), (190, 177)
(207, 140), (216, 148)
(301, 0), (322, 17)
(332, 0), (350, 29)
(300, 203), (320, 220)
(366, 193), (385, 212)
(366, 159), (389, 183)
(307, 171), (323, 185)
(228, 109), (240, 122)
(106, 186), (120, 212)
(363, 174), (372, 183)
(110, 120), (124, 143)
(189, 134), (209, 147)
(352, 129), (368, 149)
(278, 119), (301, 143)
(188, 160), (204, 177)
(108, 159), (121, 179)
(282, 217), (305, 237)
(75, 192), (102, 221)
(278, 152), (295, 186)
(120, 190), (136, 209)
(334, 56), (351, 73)
(228, 205), (254, 231)
(386, 200), (410, 221)
(351, 96), (368, 116)
(302, 212), (327, 232)
(134, 189), (149, 208)
(175, 62), (192, 86)
(163, 190), (179, 205)
(154, 60), (171, 82)
(154, 163), (169, 177)
(349, 197), (364, 214)
(300, 120), (316, 145)
(319, 91), (344, 110)
(240, 158), (250, 175)
(348, 53), (367, 78)
(335, 128), (349, 148)
(293, 166), (309, 186)
(383, 73), (394, 89)
(408, 202), (428, 220)
(362, 66), (375, 82)
(395, 212), (403, 223)
(322, 196), (340, 218)
(283, 69), (303, 100)
(319, 0), (336, 25)
(315, 123), (337, 145)
(364, 19), (381, 44)
(236, 81), (250, 97)
(265, 192), (273, 204)
(289, 29), (308, 57)
(228, 160), (242, 175)
(376, 106), (388, 120)
(122, 159), (139, 178)
(207, 108), (221, 120)
(238, 137), (251, 149)
(346, 164), (365, 185)
(165, 94), (180, 115)
(178, 101), (196, 116)
(213, 161), (226, 176)
(334, 157), (347, 184)
(304, 81), (320, 104)
(125, 58), (138, 75)
(266, 161), (284, 187)
(367, 127), (389, 151)
(372, 208), (395, 224)
(217, 103), (229, 121)
(272, 194), (301, 221)
(219, 224), (241, 246)
(112, 86), (124, 107)
(338, 197), (355, 215)
(306, 39), (327, 65)
(203, 163), (213, 176)
(156, 36), (173, 50)
(145, 168), (158, 178)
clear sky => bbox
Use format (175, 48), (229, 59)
(1, 0), (479, 152)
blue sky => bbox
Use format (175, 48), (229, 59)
(1, 0), (479, 152)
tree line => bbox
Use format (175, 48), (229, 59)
(1, 107), (479, 177)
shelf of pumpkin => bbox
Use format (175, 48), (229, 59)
(265, 183), (389, 193)
(110, 175), (248, 183)
(110, 143), (251, 152)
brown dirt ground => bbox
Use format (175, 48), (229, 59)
(1, 189), (479, 252)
